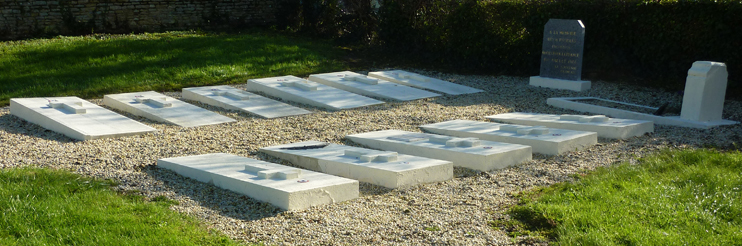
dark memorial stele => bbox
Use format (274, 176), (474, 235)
(539, 19), (585, 81)
(529, 19), (590, 91)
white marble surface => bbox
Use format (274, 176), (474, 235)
(367, 70), (483, 95)
(308, 71), (440, 101)
(246, 75), (384, 111)
(104, 91), (236, 127)
(158, 153), (359, 211)
(10, 96), (156, 140)
(261, 141), (453, 189)
(420, 119), (597, 155)
(346, 130), (531, 171)
(182, 85), (312, 118)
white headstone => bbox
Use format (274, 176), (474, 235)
(420, 120), (597, 155)
(346, 130), (532, 171)
(182, 85), (312, 118)
(260, 141), (453, 189)
(308, 71), (441, 101)
(10, 97), (157, 140)
(680, 61), (729, 122)
(158, 153), (359, 211)
(103, 91), (236, 127)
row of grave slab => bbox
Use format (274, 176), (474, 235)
(160, 114), (653, 210)
(10, 69), (657, 211)
(10, 70), (483, 140)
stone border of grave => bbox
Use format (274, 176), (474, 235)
(547, 61), (739, 129)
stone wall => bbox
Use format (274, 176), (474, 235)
(0, 0), (282, 40)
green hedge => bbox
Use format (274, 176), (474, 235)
(276, 0), (378, 43)
(375, 0), (742, 88)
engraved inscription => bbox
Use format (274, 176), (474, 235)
(539, 19), (586, 81)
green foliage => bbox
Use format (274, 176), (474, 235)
(496, 149), (742, 245)
(0, 167), (245, 245)
(377, 0), (742, 89)
(0, 31), (347, 106)
(275, 0), (379, 44)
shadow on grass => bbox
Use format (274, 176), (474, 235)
(0, 31), (348, 106)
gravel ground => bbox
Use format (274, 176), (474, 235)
(1, 70), (741, 245)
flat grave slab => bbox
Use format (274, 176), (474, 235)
(346, 130), (531, 171)
(158, 153), (359, 211)
(307, 71), (441, 101)
(103, 91), (236, 127)
(182, 85), (312, 118)
(367, 70), (484, 95)
(260, 141), (453, 189)
(486, 112), (654, 139)
(246, 75), (385, 111)
(420, 120), (597, 155)
(546, 97), (737, 129)
(10, 97), (157, 141)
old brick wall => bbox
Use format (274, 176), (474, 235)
(0, 0), (282, 40)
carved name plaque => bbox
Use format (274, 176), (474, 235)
(539, 19), (586, 81)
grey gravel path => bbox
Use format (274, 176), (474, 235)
(1, 70), (740, 245)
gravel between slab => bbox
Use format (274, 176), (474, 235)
(1, 70), (741, 245)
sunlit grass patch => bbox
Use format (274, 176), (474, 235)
(0, 167), (248, 245)
(0, 31), (348, 106)
(495, 149), (742, 245)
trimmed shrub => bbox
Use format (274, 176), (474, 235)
(376, 0), (742, 89)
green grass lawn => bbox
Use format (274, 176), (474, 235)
(0, 31), (349, 106)
(496, 149), (742, 245)
(0, 167), (247, 245)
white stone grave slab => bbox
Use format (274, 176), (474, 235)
(367, 70), (483, 95)
(181, 85), (312, 118)
(260, 141), (453, 189)
(420, 120), (597, 155)
(103, 91), (235, 127)
(485, 112), (653, 139)
(307, 71), (441, 101)
(246, 75), (384, 111)
(10, 97), (157, 141)
(346, 130), (531, 171)
(547, 97), (738, 129)
(158, 153), (359, 211)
